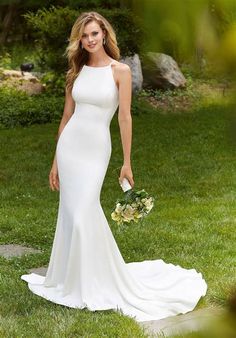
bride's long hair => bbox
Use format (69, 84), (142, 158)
(64, 11), (120, 92)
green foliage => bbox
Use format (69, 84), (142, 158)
(23, 5), (144, 72)
(0, 51), (11, 69)
(131, 95), (152, 116)
(138, 76), (200, 103)
(0, 87), (64, 128)
(110, 8), (144, 56)
(41, 71), (66, 95)
(128, 0), (236, 72)
(66, 0), (120, 8)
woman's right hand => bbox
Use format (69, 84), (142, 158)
(49, 162), (60, 191)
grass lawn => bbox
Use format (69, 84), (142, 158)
(0, 94), (236, 337)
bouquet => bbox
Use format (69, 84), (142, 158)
(111, 178), (155, 228)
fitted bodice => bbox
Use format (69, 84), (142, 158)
(71, 62), (119, 126)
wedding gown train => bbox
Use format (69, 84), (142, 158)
(21, 60), (207, 322)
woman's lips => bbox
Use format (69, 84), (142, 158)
(88, 44), (96, 48)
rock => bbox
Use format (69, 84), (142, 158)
(142, 52), (186, 90)
(120, 53), (143, 92)
(0, 244), (41, 258)
(29, 266), (48, 276)
(0, 68), (45, 95)
(139, 307), (224, 337)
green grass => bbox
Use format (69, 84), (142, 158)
(0, 97), (236, 337)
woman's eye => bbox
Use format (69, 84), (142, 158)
(81, 32), (98, 38)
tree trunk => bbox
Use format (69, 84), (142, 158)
(0, 4), (18, 45)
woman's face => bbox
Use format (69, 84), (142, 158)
(80, 20), (105, 53)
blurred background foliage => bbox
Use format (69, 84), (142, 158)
(0, 0), (236, 125)
(123, 0), (236, 78)
(1, 0), (236, 76)
(22, 6), (144, 72)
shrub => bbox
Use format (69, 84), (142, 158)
(0, 86), (64, 128)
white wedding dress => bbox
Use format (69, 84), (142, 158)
(21, 60), (207, 322)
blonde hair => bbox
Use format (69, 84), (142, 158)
(64, 11), (120, 92)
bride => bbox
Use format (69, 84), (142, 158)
(21, 11), (207, 323)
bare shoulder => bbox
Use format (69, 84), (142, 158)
(111, 60), (131, 75)
(112, 60), (131, 83)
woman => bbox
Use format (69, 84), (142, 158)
(21, 11), (207, 322)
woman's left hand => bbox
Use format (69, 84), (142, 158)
(119, 164), (134, 188)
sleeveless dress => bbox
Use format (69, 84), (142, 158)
(21, 60), (207, 322)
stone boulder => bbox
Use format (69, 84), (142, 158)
(120, 53), (143, 93)
(142, 52), (186, 90)
(0, 68), (45, 95)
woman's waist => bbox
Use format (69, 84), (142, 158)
(74, 102), (116, 123)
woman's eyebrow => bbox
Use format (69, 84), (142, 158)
(82, 31), (98, 35)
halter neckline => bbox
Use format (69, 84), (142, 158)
(84, 60), (114, 69)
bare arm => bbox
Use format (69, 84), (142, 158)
(49, 87), (75, 191)
(116, 63), (134, 187)
(53, 87), (75, 160)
